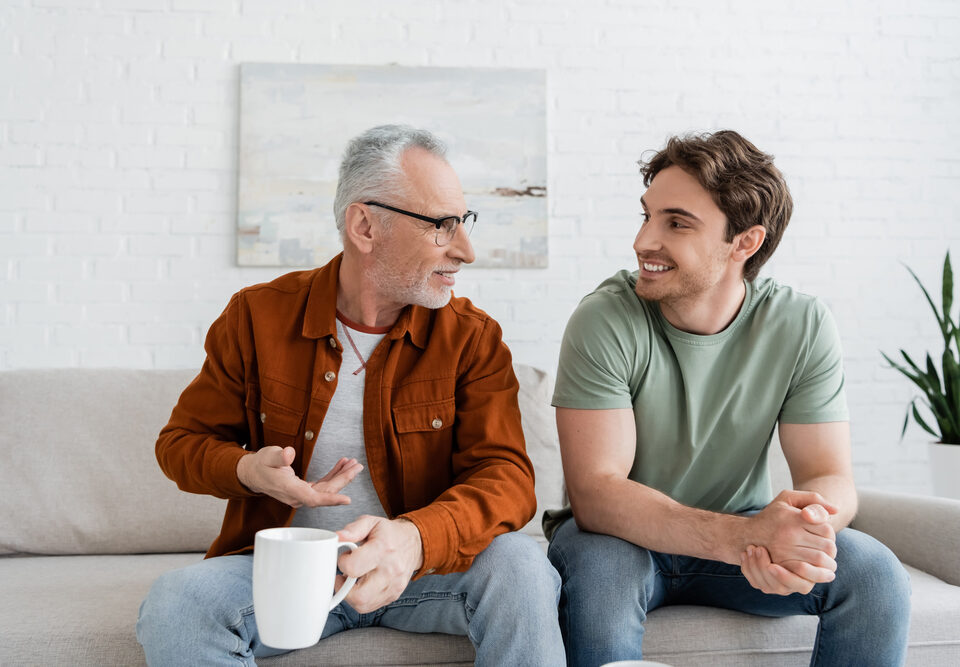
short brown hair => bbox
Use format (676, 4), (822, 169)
(639, 130), (793, 282)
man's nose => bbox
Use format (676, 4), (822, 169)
(447, 222), (476, 265)
(633, 220), (661, 253)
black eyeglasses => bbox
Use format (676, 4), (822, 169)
(364, 201), (477, 247)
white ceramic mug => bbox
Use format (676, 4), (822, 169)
(252, 527), (359, 649)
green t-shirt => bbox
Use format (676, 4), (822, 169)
(543, 270), (848, 540)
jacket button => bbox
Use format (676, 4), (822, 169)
(431, 418), (443, 429)
(328, 337), (337, 348)
(324, 371), (336, 382)
(304, 430), (315, 440)
(260, 412), (266, 423)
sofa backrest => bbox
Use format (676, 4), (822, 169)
(0, 364), (564, 555)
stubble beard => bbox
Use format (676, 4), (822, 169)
(371, 250), (452, 310)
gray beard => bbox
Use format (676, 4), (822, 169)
(371, 254), (452, 310)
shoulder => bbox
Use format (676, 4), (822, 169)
(236, 269), (318, 302)
(750, 278), (834, 330)
(568, 270), (655, 341)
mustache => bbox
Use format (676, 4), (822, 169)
(637, 252), (674, 265)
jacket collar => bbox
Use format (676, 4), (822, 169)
(302, 253), (342, 340)
(302, 252), (430, 350)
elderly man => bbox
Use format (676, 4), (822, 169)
(137, 125), (563, 666)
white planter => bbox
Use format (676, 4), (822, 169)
(928, 442), (960, 500)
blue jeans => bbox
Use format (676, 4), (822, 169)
(547, 517), (911, 667)
(137, 532), (564, 666)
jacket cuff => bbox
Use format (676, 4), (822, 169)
(213, 447), (257, 498)
(401, 503), (458, 579)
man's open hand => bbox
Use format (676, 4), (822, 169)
(236, 446), (362, 508)
(335, 516), (424, 613)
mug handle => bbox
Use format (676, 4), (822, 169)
(329, 541), (359, 610)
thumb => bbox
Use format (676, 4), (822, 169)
(801, 503), (830, 524)
(259, 445), (295, 468)
(337, 515), (380, 544)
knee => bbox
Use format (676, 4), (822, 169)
(548, 518), (655, 592)
(472, 532), (560, 605)
(836, 530), (911, 611)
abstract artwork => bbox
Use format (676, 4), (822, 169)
(237, 63), (547, 268)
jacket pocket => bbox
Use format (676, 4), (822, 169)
(246, 388), (305, 448)
(391, 398), (456, 509)
(392, 398), (456, 434)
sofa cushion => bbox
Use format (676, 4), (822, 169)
(0, 369), (225, 555)
(4, 553), (956, 666)
(0, 364), (563, 556)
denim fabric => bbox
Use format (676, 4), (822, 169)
(547, 517), (911, 667)
(137, 532), (564, 666)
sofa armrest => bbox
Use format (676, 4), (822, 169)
(850, 488), (960, 586)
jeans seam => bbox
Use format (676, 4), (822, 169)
(227, 605), (256, 665)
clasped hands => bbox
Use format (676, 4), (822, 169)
(740, 489), (839, 596)
(237, 445), (424, 613)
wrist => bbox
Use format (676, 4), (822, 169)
(236, 452), (257, 493)
(397, 518), (424, 571)
(720, 513), (752, 564)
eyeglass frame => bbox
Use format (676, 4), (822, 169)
(363, 201), (477, 246)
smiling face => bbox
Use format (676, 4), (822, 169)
(633, 165), (742, 307)
(369, 147), (476, 309)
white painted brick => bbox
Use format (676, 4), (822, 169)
(54, 324), (125, 346)
(77, 346), (154, 367)
(7, 347), (77, 368)
(19, 258), (86, 282)
(45, 147), (115, 168)
(161, 37), (230, 60)
(9, 121), (81, 144)
(100, 213), (169, 234)
(154, 345), (204, 368)
(58, 281), (125, 303)
(155, 125), (226, 146)
(119, 103), (189, 125)
(122, 192), (190, 214)
(55, 189), (122, 214)
(116, 145), (186, 169)
(55, 234), (123, 256)
(24, 213), (97, 233)
(0, 281), (49, 302)
(3, 235), (47, 256)
(128, 234), (193, 256)
(0, 146), (42, 166)
(130, 323), (197, 344)
(18, 303), (85, 324)
(94, 258), (163, 281)
(171, 0), (238, 12)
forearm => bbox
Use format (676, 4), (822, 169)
(571, 475), (749, 565)
(794, 473), (857, 531)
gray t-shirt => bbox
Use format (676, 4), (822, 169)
(543, 271), (848, 539)
(291, 317), (386, 531)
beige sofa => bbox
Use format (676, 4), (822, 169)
(1, 366), (959, 666)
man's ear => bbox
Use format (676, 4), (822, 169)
(732, 225), (766, 263)
(343, 203), (377, 254)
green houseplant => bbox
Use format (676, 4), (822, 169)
(882, 251), (960, 498)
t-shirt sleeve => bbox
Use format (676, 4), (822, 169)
(779, 304), (849, 424)
(552, 292), (639, 410)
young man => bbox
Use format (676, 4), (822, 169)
(545, 130), (910, 667)
(137, 125), (564, 666)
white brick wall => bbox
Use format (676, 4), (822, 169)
(2, 0), (959, 494)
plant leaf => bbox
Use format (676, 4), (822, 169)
(926, 353), (943, 394)
(911, 401), (941, 439)
(906, 264), (948, 339)
(944, 251), (954, 331)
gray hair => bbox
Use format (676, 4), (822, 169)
(333, 124), (448, 234)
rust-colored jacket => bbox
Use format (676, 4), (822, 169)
(156, 254), (535, 576)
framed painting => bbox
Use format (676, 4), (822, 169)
(237, 63), (547, 268)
